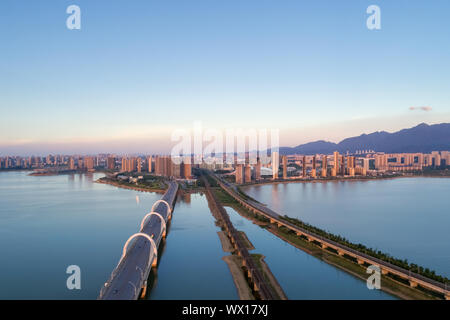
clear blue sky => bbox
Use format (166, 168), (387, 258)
(1, 0), (449, 155)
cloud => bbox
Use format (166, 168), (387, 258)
(409, 106), (432, 112)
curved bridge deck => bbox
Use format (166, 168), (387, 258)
(98, 181), (178, 300)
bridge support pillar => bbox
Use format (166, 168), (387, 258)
(409, 280), (418, 288)
(277, 223), (282, 228)
(152, 257), (158, 268)
(381, 269), (389, 275)
(321, 243), (328, 249)
(337, 250), (345, 256)
(253, 282), (259, 292)
(296, 231), (302, 237)
(445, 294), (450, 300)
(269, 219), (276, 224)
(357, 259), (365, 265)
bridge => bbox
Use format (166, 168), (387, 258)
(212, 173), (450, 300)
(98, 181), (178, 300)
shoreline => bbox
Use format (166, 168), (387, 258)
(238, 174), (403, 188)
(235, 172), (450, 189)
(95, 178), (167, 194)
(222, 255), (255, 300)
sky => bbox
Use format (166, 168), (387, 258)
(1, 0), (450, 155)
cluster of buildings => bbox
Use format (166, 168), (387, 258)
(373, 151), (450, 171)
(231, 150), (450, 184)
(0, 155), (99, 172)
(0, 154), (193, 179)
(118, 155), (192, 179)
(1, 150), (449, 183)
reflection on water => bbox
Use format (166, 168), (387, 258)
(243, 178), (450, 278)
(181, 192), (191, 204)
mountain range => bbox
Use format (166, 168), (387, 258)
(279, 123), (450, 155)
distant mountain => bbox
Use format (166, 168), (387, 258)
(279, 123), (450, 155)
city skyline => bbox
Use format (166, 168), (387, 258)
(1, 1), (450, 155)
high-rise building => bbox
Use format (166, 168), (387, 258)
(84, 157), (94, 171)
(130, 158), (137, 172)
(375, 154), (388, 170)
(310, 155), (317, 178)
(146, 156), (152, 173)
(282, 155), (287, 179)
(331, 151), (339, 177)
(107, 157), (115, 170)
(137, 159), (142, 173)
(302, 155), (306, 177)
(78, 157), (84, 170)
(154, 156), (161, 175)
(165, 157), (173, 177)
(244, 165), (252, 183)
(154, 156), (176, 177)
(255, 158), (261, 180)
(321, 156), (327, 177)
(69, 157), (75, 170)
(235, 164), (244, 184)
(272, 152), (279, 179)
(181, 161), (192, 179)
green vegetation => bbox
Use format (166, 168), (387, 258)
(99, 176), (167, 190)
(235, 186), (258, 202)
(411, 168), (450, 177)
(212, 188), (270, 224)
(281, 215), (449, 285)
(265, 225), (438, 300)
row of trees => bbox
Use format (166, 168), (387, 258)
(282, 215), (449, 285)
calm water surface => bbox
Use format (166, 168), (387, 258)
(149, 192), (237, 299)
(2, 171), (435, 300)
(0, 171), (236, 299)
(243, 178), (450, 278)
(226, 207), (394, 299)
